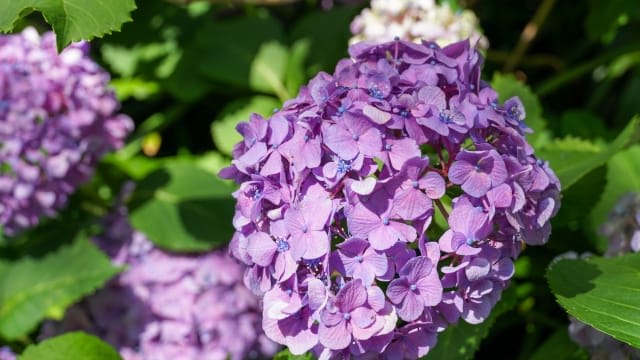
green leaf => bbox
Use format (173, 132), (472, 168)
(585, 0), (640, 43)
(0, 237), (121, 339)
(19, 332), (122, 360)
(211, 96), (281, 156)
(528, 328), (589, 360)
(290, 6), (359, 73)
(110, 77), (160, 101)
(286, 39), (311, 96)
(273, 348), (313, 360)
(0, 0), (137, 51)
(537, 116), (640, 190)
(491, 73), (548, 146)
(590, 145), (640, 252)
(250, 41), (290, 101)
(195, 15), (284, 90)
(129, 161), (236, 252)
(424, 287), (518, 360)
(547, 253), (640, 348)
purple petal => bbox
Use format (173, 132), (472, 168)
(462, 171), (492, 198)
(397, 292), (424, 322)
(318, 321), (352, 350)
(324, 125), (358, 160)
(386, 278), (409, 304)
(363, 104), (391, 125)
(448, 160), (473, 185)
(246, 232), (277, 266)
(421, 172), (446, 199)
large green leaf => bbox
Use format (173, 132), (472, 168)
(537, 116), (640, 190)
(0, 238), (121, 339)
(250, 41), (290, 101)
(547, 253), (640, 348)
(0, 0), (136, 51)
(590, 146), (640, 252)
(19, 332), (122, 360)
(211, 96), (281, 156)
(129, 161), (236, 252)
(424, 287), (518, 360)
(290, 6), (359, 73)
(194, 15), (284, 90)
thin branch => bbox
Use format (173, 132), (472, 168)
(504, 0), (557, 72)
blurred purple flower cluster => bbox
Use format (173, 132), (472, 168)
(568, 193), (640, 359)
(221, 39), (561, 358)
(0, 347), (15, 360)
(42, 205), (278, 360)
(0, 28), (133, 235)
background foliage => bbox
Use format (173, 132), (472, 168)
(0, 0), (639, 358)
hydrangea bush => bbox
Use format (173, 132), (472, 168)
(221, 39), (561, 358)
(41, 203), (279, 360)
(350, 0), (488, 50)
(567, 193), (640, 359)
(0, 28), (133, 235)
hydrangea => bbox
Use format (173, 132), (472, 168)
(349, 0), (489, 50)
(0, 28), (133, 235)
(567, 193), (640, 359)
(221, 39), (561, 359)
(41, 205), (279, 360)
(0, 347), (15, 360)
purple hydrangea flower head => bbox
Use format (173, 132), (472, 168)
(41, 206), (278, 360)
(222, 39), (561, 358)
(0, 28), (133, 235)
(567, 193), (640, 359)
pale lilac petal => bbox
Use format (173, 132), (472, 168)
(397, 292), (424, 322)
(318, 322), (351, 350)
(421, 172), (446, 199)
(246, 232), (277, 266)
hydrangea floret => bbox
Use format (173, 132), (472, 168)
(42, 204), (278, 360)
(567, 193), (640, 359)
(221, 39), (561, 359)
(350, 0), (489, 50)
(0, 28), (133, 235)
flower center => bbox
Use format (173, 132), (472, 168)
(276, 238), (290, 252)
(337, 159), (352, 175)
(410, 284), (417, 291)
(356, 255), (364, 263)
(343, 313), (351, 320)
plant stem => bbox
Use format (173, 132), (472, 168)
(504, 0), (557, 72)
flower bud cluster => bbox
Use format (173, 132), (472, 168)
(350, 0), (488, 50)
(568, 193), (640, 359)
(0, 28), (133, 235)
(221, 39), (560, 359)
(41, 206), (278, 360)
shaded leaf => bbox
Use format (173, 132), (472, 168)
(424, 287), (518, 360)
(547, 253), (640, 348)
(19, 332), (122, 360)
(129, 161), (235, 252)
(250, 41), (290, 100)
(590, 146), (640, 252)
(273, 348), (313, 360)
(537, 116), (640, 190)
(0, 0), (136, 51)
(0, 238), (121, 339)
(528, 328), (589, 360)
